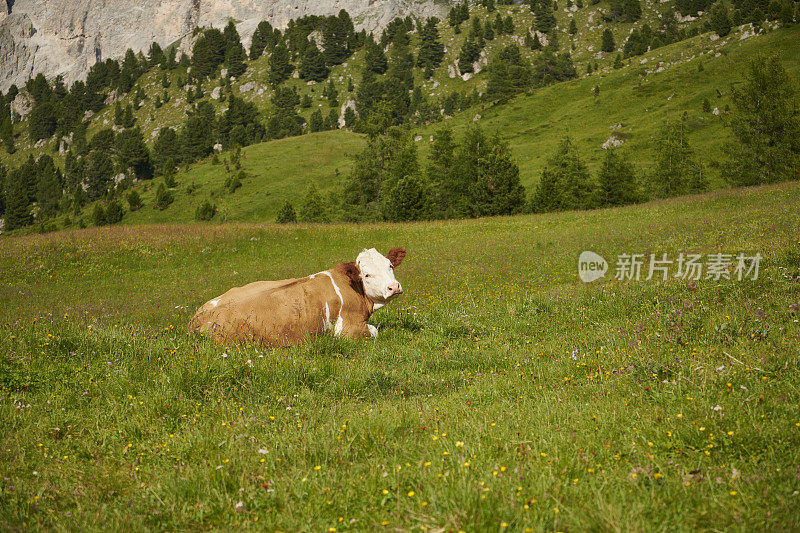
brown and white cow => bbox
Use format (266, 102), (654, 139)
(188, 247), (406, 346)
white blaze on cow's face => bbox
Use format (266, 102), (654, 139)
(356, 248), (404, 308)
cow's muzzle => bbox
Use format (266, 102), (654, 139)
(385, 282), (403, 298)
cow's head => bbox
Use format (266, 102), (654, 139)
(351, 247), (405, 309)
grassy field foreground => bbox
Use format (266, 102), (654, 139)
(1, 183), (800, 530)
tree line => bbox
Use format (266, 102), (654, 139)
(276, 54), (799, 224)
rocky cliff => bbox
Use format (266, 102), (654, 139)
(0, 0), (448, 91)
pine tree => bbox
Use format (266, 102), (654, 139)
(484, 19), (495, 40)
(426, 128), (456, 217)
(546, 28), (560, 52)
(384, 174), (428, 221)
(322, 12), (352, 66)
(475, 133), (526, 216)
(127, 189), (143, 211)
(471, 17), (484, 39)
(223, 20), (247, 78)
(92, 203), (107, 226)
(122, 104), (135, 128)
(601, 29), (616, 52)
(36, 155), (62, 219)
(28, 101), (58, 141)
(299, 183), (329, 222)
(268, 41), (293, 86)
(114, 102), (124, 126)
(163, 160), (177, 187)
(105, 199), (125, 224)
(364, 36), (388, 74)
(531, 32), (542, 50)
(529, 166), (563, 213)
(458, 38), (481, 74)
(530, 137), (595, 212)
(504, 15), (515, 33)
(622, 0), (642, 21)
(569, 19), (578, 35)
(19, 155), (38, 202)
(153, 127), (180, 175)
(180, 106), (215, 162)
(446, 126), (524, 217)
(649, 117), (706, 198)
(72, 184), (87, 215)
(344, 125), (417, 220)
(0, 162), (5, 216)
(0, 114), (14, 154)
(204, 28), (227, 68)
(309, 109), (324, 133)
(275, 200), (297, 223)
(532, 51), (578, 86)
(778, 0), (794, 24)
(344, 107), (356, 129)
(249, 21), (274, 60)
(623, 29), (647, 57)
(710, 2), (732, 37)
(118, 49), (140, 92)
(85, 150), (114, 200)
(324, 79), (339, 107)
(195, 200), (216, 221)
(224, 36), (248, 78)
(154, 182), (174, 209)
(725, 55), (800, 185)
(3, 169), (32, 230)
(486, 45), (532, 101)
(192, 36), (216, 78)
(299, 40), (330, 82)
(534, 2), (557, 32)
(417, 18), (445, 71)
(115, 127), (153, 180)
(148, 42), (166, 67)
(597, 149), (640, 206)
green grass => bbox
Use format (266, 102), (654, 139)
(2, 181), (799, 530)
(122, 130), (365, 224)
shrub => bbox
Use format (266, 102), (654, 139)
(127, 190), (143, 211)
(105, 199), (125, 224)
(164, 168), (177, 188)
(92, 203), (107, 226)
(225, 173), (243, 193)
(275, 200), (298, 223)
(154, 183), (174, 210)
(195, 200), (217, 221)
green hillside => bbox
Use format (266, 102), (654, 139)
(3, 0), (798, 231)
(109, 24), (800, 224)
(1, 181), (799, 529)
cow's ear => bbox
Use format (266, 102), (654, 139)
(386, 247), (406, 267)
(340, 261), (362, 285)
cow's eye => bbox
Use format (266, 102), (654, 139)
(364, 274), (371, 278)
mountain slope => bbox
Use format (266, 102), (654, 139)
(0, 0), (448, 91)
(112, 24), (800, 224)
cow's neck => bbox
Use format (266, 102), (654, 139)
(328, 267), (374, 317)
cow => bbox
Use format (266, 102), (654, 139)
(188, 247), (406, 346)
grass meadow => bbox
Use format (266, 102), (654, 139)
(1, 182), (800, 530)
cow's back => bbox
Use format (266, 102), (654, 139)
(189, 276), (337, 346)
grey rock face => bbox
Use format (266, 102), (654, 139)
(0, 0), (448, 91)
